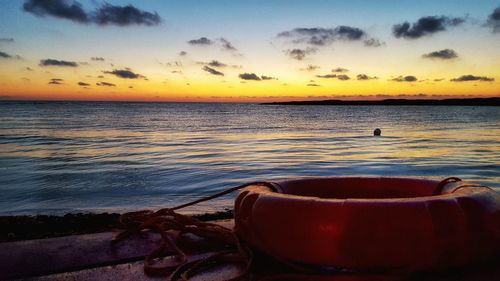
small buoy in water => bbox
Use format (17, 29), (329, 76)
(374, 128), (381, 136)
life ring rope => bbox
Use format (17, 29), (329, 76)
(433, 177), (462, 195)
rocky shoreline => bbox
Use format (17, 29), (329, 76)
(0, 209), (233, 242)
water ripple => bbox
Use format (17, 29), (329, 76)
(0, 102), (499, 215)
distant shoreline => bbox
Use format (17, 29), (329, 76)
(262, 97), (500, 106)
(0, 97), (499, 105)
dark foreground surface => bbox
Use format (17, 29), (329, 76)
(0, 219), (498, 281)
(263, 97), (500, 106)
(0, 210), (233, 242)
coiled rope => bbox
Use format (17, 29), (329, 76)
(113, 182), (276, 281)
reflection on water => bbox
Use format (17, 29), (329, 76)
(0, 101), (499, 215)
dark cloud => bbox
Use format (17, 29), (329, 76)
(0, 38), (14, 43)
(93, 4), (161, 26)
(48, 78), (63, 85)
(91, 57), (104, 61)
(78, 82), (90, 86)
(179, 51), (187, 56)
(23, 0), (88, 23)
(103, 69), (146, 79)
(316, 74), (337, 78)
(23, 0), (161, 26)
(239, 73), (275, 81)
(25, 67), (34, 71)
(261, 75), (277, 80)
(332, 67), (348, 73)
(486, 6), (500, 33)
(316, 73), (350, 80)
(450, 75), (494, 82)
(96, 81), (116, 87)
(434, 78), (445, 82)
(393, 16), (465, 39)
(207, 60), (227, 68)
(300, 64), (320, 71)
(188, 37), (238, 52)
(202, 66), (224, 76)
(40, 59), (78, 67)
(357, 74), (378, 80)
(278, 26), (382, 47)
(218, 38), (237, 51)
(363, 38), (384, 47)
(392, 75), (418, 82)
(337, 74), (350, 80)
(307, 83), (321, 87)
(0, 51), (22, 60)
(188, 37), (213, 45)
(285, 48), (317, 60)
(422, 49), (458, 59)
(0, 51), (11, 58)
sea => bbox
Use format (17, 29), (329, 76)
(0, 101), (498, 215)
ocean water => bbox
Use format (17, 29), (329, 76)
(0, 101), (498, 215)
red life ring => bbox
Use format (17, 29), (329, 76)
(234, 177), (500, 272)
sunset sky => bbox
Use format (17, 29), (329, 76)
(0, 0), (499, 102)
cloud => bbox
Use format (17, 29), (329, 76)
(357, 74), (378, 80)
(91, 57), (104, 61)
(207, 60), (227, 68)
(392, 16), (465, 39)
(337, 74), (350, 80)
(422, 49), (458, 59)
(316, 74), (337, 78)
(239, 73), (260, 80)
(0, 50), (22, 60)
(450, 75), (494, 82)
(0, 51), (11, 58)
(278, 26), (382, 47)
(48, 78), (63, 84)
(363, 38), (384, 47)
(40, 58), (77, 67)
(23, 0), (161, 26)
(285, 48), (317, 60)
(96, 81), (116, 87)
(300, 64), (320, 71)
(78, 82), (90, 86)
(332, 67), (348, 73)
(0, 38), (14, 43)
(23, 0), (88, 23)
(485, 6), (500, 33)
(315, 73), (350, 80)
(261, 75), (277, 80)
(188, 37), (238, 52)
(307, 83), (321, 87)
(392, 75), (418, 82)
(238, 73), (275, 81)
(93, 4), (161, 26)
(202, 66), (224, 76)
(188, 37), (213, 45)
(218, 38), (237, 51)
(103, 68), (146, 79)
(179, 51), (187, 56)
